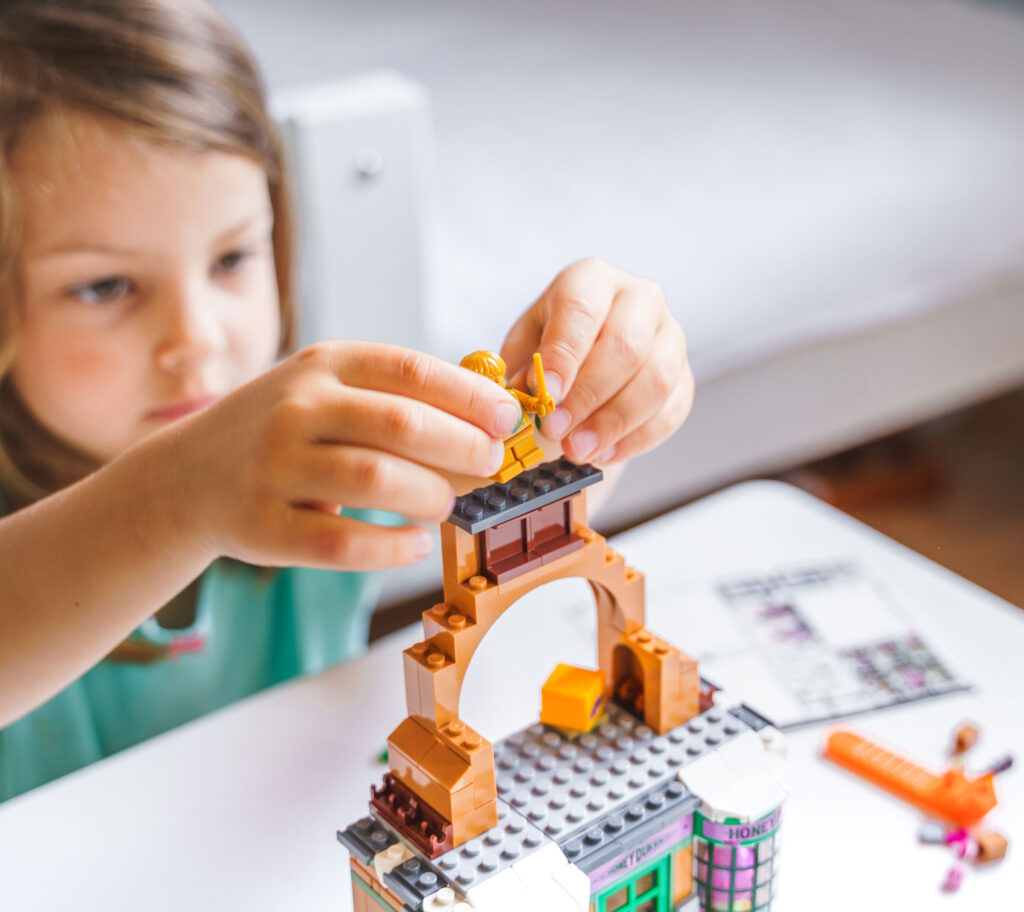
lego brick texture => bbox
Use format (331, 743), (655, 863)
(433, 800), (550, 891)
(494, 703), (751, 843)
(448, 459), (602, 534)
(560, 777), (699, 872)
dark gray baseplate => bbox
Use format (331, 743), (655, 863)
(448, 458), (602, 534)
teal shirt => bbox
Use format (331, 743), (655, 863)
(0, 491), (386, 804)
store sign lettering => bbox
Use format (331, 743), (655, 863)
(588, 817), (692, 893)
(700, 808), (781, 844)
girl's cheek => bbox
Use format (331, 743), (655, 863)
(231, 290), (280, 375)
(47, 326), (143, 388)
(17, 320), (145, 420)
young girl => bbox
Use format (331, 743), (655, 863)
(0, 0), (694, 802)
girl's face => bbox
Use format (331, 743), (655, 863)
(10, 111), (281, 462)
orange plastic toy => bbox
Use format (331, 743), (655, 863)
(459, 350), (555, 483)
(824, 726), (998, 828)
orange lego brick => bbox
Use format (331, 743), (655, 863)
(451, 798), (499, 847)
(387, 715), (437, 765)
(541, 664), (606, 732)
(386, 713), (498, 836)
(420, 605), (488, 671)
(672, 845), (694, 906)
(824, 727), (998, 827)
(976, 830), (1008, 863)
(403, 642), (461, 726)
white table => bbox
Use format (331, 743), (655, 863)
(1, 481), (1020, 910)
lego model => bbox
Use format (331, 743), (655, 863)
(338, 445), (787, 912)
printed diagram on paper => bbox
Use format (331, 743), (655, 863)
(648, 561), (970, 729)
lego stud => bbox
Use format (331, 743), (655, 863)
(468, 576), (488, 592)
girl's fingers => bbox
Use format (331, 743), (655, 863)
(560, 324), (683, 463)
(303, 381), (504, 479)
(543, 285), (659, 451)
(283, 511), (434, 571)
(283, 445), (458, 522)
(501, 259), (615, 400)
(597, 368), (695, 465)
(306, 341), (521, 440)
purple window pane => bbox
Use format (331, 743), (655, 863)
(735, 845), (756, 868)
(713, 845), (734, 866)
(710, 890), (732, 911)
(734, 868), (755, 890)
(711, 868), (732, 889)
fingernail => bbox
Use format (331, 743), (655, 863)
(414, 530), (434, 559)
(545, 407), (571, 439)
(496, 401), (520, 436)
(486, 439), (505, 475)
(596, 446), (616, 465)
(543, 371), (564, 402)
(568, 429), (599, 461)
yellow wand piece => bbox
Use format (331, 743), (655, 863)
(533, 352), (555, 415)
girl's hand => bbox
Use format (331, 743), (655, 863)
(169, 341), (520, 572)
(501, 259), (694, 466)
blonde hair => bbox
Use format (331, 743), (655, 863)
(0, 0), (296, 510)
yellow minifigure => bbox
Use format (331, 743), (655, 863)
(460, 350), (556, 483)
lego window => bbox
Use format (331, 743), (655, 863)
(605, 886), (629, 911)
(635, 870), (657, 895)
(594, 853), (672, 912)
(695, 834), (778, 912)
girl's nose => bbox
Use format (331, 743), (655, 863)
(154, 286), (224, 372)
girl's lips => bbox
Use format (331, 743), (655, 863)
(147, 395), (218, 421)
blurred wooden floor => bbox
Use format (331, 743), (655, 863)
(785, 391), (1024, 610)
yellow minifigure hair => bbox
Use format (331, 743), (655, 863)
(459, 351), (507, 386)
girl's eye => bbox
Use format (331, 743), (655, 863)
(213, 247), (253, 275)
(67, 276), (133, 305)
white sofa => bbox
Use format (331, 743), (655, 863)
(216, 0), (1024, 599)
